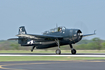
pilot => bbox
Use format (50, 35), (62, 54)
(58, 27), (62, 32)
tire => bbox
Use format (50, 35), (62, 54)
(56, 49), (61, 55)
(71, 49), (76, 54)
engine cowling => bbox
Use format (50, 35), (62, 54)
(77, 30), (83, 41)
(70, 29), (83, 44)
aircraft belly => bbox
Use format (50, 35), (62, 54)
(36, 40), (70, 49)
(36, 41), (56, 49)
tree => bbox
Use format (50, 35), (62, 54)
(92, 37), (102, 50)
(101, 42), (105, 49)
(10, 43), (20, 50)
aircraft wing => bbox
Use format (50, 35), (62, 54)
(16, 34), (63, 40)
(82, 30), (96, 37)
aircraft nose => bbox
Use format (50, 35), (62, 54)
(77, 30), (83, 40)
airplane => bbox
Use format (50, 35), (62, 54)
(8, 26), (96, 54)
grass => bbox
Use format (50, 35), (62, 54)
(0, 56), (105, 62)
(0, 50), (105, 62)
(0, 50), (105, 53)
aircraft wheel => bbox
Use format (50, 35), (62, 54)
(56, 49), (61, 55)
(71, 49), (76, 54)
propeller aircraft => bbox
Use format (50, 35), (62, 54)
(8, 26), (96, 54)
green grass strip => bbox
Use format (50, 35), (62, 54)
(0, 56), (105, 62)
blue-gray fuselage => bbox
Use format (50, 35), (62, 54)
(20, 27), (82, 49)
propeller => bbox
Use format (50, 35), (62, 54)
(73, 21), (88, 39)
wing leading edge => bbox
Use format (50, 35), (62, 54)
(16, 34), (63, 40)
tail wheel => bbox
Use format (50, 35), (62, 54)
(56, 49), (61, 55)
(71, 49), (76, 54)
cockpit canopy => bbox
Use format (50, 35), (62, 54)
(43, 26), (66, 34)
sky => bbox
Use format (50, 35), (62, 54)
(0, 0), (105, 40)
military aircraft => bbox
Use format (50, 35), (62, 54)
(8, 26), (96, 54)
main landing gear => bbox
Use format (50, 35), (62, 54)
(55, 39), (61, 55)
(55, 39), (76, 55)
(31, 46), (35, 52)
(69, 44), (76, 54)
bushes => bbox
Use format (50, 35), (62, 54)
(10, 43), (20, 50)
(75, 38), (104, 50)
(0, 37), (105, 50)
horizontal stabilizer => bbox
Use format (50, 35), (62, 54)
(8, 38), (19, 40)
(8, 38), (25, 40)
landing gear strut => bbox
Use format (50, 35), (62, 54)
(55, 39), (61, 55)
(31, 46), (35, 52)
(69, 44), (76, 54)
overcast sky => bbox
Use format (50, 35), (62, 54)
(0, 0), (105, 40)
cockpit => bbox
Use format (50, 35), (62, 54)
(43, 26), (66, 35)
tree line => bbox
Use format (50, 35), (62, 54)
(0, 37), (105, 50)
(75, 37), (105, 50)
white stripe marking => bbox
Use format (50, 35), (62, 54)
(0, 55), (105, 57)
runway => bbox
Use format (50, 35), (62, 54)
(0, 53), (105, 57)
(0, 61), (105, 70)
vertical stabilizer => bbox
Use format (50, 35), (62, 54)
(18, 26), (28, 45)
(19, 26), (27, 34)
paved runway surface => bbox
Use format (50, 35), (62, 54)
(0, 53), (105, 57)
(0, 61), (105, 70)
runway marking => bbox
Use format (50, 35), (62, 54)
(0, 62), (48, 70)
(0, 65), (10, 69)
(0, 65), (2, 68)
(0, 55), (105, 57)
